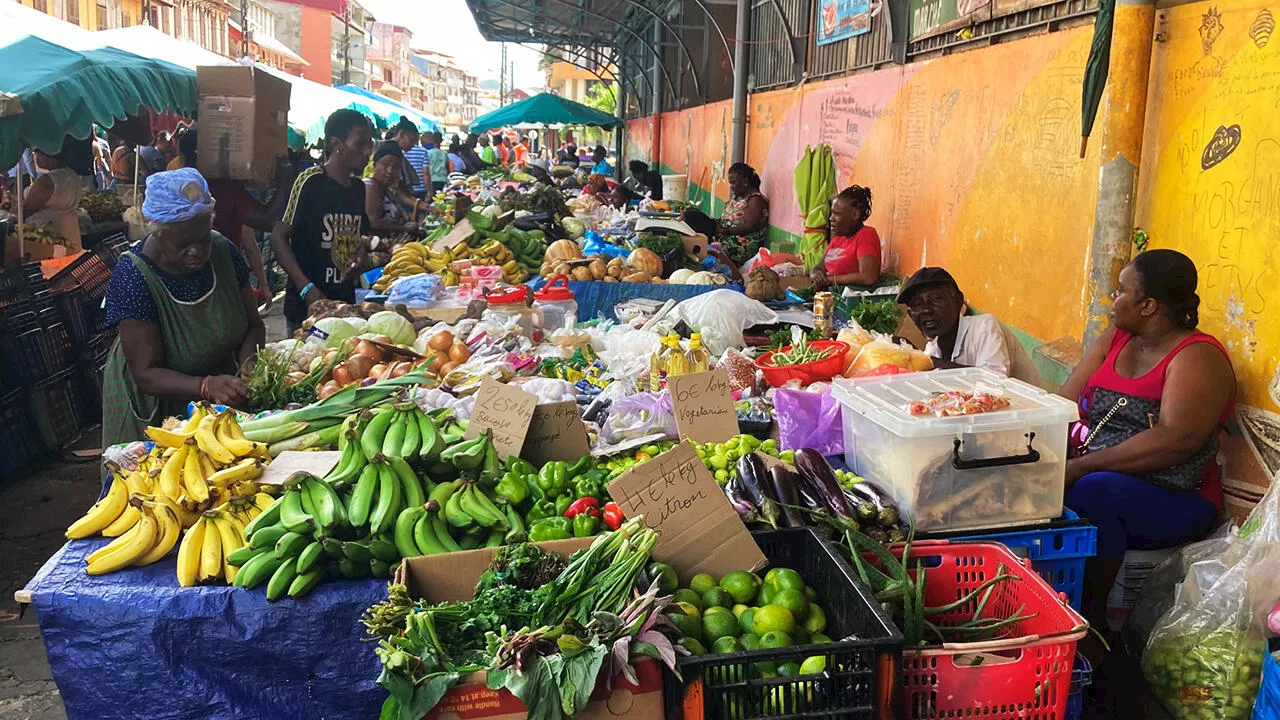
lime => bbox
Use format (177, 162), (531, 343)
(669, 612), (702, 641)
(759, 630), (794, 650)
(804, 586), (817, 601)
(731, 603), (750, 619)
(804, 604), (827, 635)
(811, 633), (833, 644)
(672, 601), (701, 619)
(702, 587), (734, 610)
(753, 604), (797, 636)
(754, 662), (778, 677)
(799, 656), (827, 675)
(763, 568), (785, 586)
(758, 584), (777, 605)
(680, 637), (707, 656)
(720, 570), (762, 604)
(769, 568), (805, 592)
(674, 588), (703, 610)
(739, 632), (760, 650)
(739, 607), (756, 636)
(773, 588), (810, 622)
(778, 661), (801, 677)
(702, 606), (732, 620)
(647, 562), (678, 594)
(710, 636), (742, 654)
(689, 573), (717, 596)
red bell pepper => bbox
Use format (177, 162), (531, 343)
(602, 501), (624, 531)
(564, 496), (600, 519)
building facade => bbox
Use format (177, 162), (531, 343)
(366, 21), (412, 99)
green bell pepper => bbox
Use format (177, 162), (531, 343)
(538, 461), (568, 494)
(495, 471), (528, 505)
(529, 517), (573, 541)
(573, 513), (599, 538)
(512, 459), (537, 477)
(574, 476), (601, 500)
(566, 456), (591, 479)
(554, 494), (573, 516)
(526, 500), (555, 524)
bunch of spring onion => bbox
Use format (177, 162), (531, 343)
(534, 516), (658, 627)
(239, 369), (435, 456)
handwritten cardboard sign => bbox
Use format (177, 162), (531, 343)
(607, 441), (766, 578)
(432, 218), (474, 253)
(258, 450), (342, 486)
(521, 400), (591, 466)
(466, 377), (537, 458)
(668, 370), (738, 444)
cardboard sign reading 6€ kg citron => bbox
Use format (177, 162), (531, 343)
(607, 441), (766, 578)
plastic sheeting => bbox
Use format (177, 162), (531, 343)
(538, 280), (728, 322)
(25, 540), (386, 720)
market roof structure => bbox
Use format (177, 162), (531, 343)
(468, 92), (621, 133)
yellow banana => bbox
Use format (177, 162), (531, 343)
(199, 448), (218, 478)
(207, 457), (263, 488)
(66, 476), (129, 539)
(182, 439), (210, 503)
(211, 513), (245, 583)
(145, 425), (196, 449)
(86, 503), (160, 575)
(182, 404), (209, 433)
(159, 445), (186, 500)
(174, 497), (203, 528)
(214, 414), (267, 458)
(134, 500), (181, 566)
(194, 414), (236, 465)
(198, 514), (223, 584)
(100, 497), (141, 538)
(176, 517), (206, 587)
(252, 492), (276, 512)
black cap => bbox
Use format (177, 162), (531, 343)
(897, 267), (960, 304)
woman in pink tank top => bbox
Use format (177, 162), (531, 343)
(1059, 250), (1235, 643)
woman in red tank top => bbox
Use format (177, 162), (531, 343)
(1059, 250), (1235, 641)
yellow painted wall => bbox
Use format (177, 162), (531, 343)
(20, 0), (99, 29)
(1136, 0), (1280, 414)
(628, 25), (1104, 348)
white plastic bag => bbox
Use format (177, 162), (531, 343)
(667, 290), (778, 355)
(1142, 474), (1280, 719)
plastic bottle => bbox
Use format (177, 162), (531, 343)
(685, 332), (710, 373)
(666, 334), (689, 378)
(649, 335), (672, 392)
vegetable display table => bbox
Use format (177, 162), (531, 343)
(20, 539), (384, 720)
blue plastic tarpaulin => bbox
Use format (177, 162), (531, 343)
(527, 279), (731, 322)
(25, 540), (386, 719)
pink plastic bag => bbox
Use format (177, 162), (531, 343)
(774, 386), (843, 456)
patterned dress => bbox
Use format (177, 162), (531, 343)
(720, 190), (770, 266)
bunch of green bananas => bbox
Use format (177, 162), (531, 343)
(392, 477), (525, 558)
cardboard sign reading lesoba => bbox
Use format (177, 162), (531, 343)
(521, 400), (591, 465)
(465, 378), (537, 457)
(668, 370), (739, 444)
(607, 441), (766, 578)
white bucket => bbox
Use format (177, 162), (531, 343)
(662, 174), (689, 203)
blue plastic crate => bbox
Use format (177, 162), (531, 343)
(940, 510), (1098, 610)
(1064, 654), (1093, 720)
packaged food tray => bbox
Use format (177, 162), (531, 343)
(871, 541), (1088, 720)
(922, 509), (1099, 610)
(664, 527), (903, 720)
(832, 368), (1079, 532)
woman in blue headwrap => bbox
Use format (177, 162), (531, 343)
(101, 168), (266, 446)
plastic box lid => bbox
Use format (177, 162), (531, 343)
(830, 367), (1079, 438)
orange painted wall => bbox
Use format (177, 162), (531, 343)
(628, 25), (1102, 347)
(299, 6), (333, 86)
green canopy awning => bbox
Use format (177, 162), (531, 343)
(469, 92), (621, 134)
(0, 35), (197, 168)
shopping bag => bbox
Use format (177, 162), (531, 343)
(1142, 473), (1280, 720)
(773, 385), (843, 456)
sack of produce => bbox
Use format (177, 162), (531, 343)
(1142, 475), (1280, 720)
(668, 290), (778, 356)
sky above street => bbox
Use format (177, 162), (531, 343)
(358, 0), (546, 90)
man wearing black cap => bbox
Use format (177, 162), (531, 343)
(898, 267), (1044, 386)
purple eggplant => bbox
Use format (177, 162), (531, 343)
(737, 453), (781, 529)
(794, 448), (854, 518)
(846, 479), (902, 528)
(769, 465), (807, 528)
(723, 473), (757, 521)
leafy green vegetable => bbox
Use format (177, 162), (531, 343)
(845, 297), (903, 335)
(633, 231), (683, 256)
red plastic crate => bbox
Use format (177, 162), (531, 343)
(882, 541), (1088, 720)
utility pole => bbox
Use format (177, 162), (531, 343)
(240, 0), (248, 59)
(341, 3), (352, 85)
(499, 43), (507, 105)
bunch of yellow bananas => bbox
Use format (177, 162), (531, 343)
(463, 240), (528, 284)
(175, 495), (275, 587)
(372, 242), (433, 292)
(145, 405), (269, 510)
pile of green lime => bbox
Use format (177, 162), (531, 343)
(665, 567), (831, 678)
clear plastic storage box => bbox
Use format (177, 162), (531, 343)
(831, 368), (1079, 532)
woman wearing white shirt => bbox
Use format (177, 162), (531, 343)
(23, 150), (84, 251)
(898, 267), (1045, 387)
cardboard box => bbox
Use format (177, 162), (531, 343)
(196, 66), (290, 185)
(396, 538), (666, 720)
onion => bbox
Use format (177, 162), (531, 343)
(448, 342), (471, 364)
(354, 340), (384, 361)
(369, 363), (388, 380)
(390, 361), (411, 378)
(428, 331), (454, 352)
(438, 361), (460, 376)
(428, 355), (446, 374)
(332, 365), (353, 386)
(317, 380), (341, 400)
(345, 354), (375, 379)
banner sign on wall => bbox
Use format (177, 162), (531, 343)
(817, 0), (873, 46)
(909, 0), (992, 40)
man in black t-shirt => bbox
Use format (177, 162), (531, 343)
(271, 109), (375, 334)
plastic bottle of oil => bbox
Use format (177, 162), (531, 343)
(649, 335), (673, 392)
(685, 332), (710, 373)
(665, 333), (690, 379)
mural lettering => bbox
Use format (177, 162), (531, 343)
(1202, 124), (1243, 169)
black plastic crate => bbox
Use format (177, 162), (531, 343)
(663, 528), (903, 720)
(53, 287), (99, 346)
(49, 248), (112, 300)
(0, 327), (50, 387)
(28, 368), (80, 451)
(36, 322), (71, 376)
(0, 388), (42, 475)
